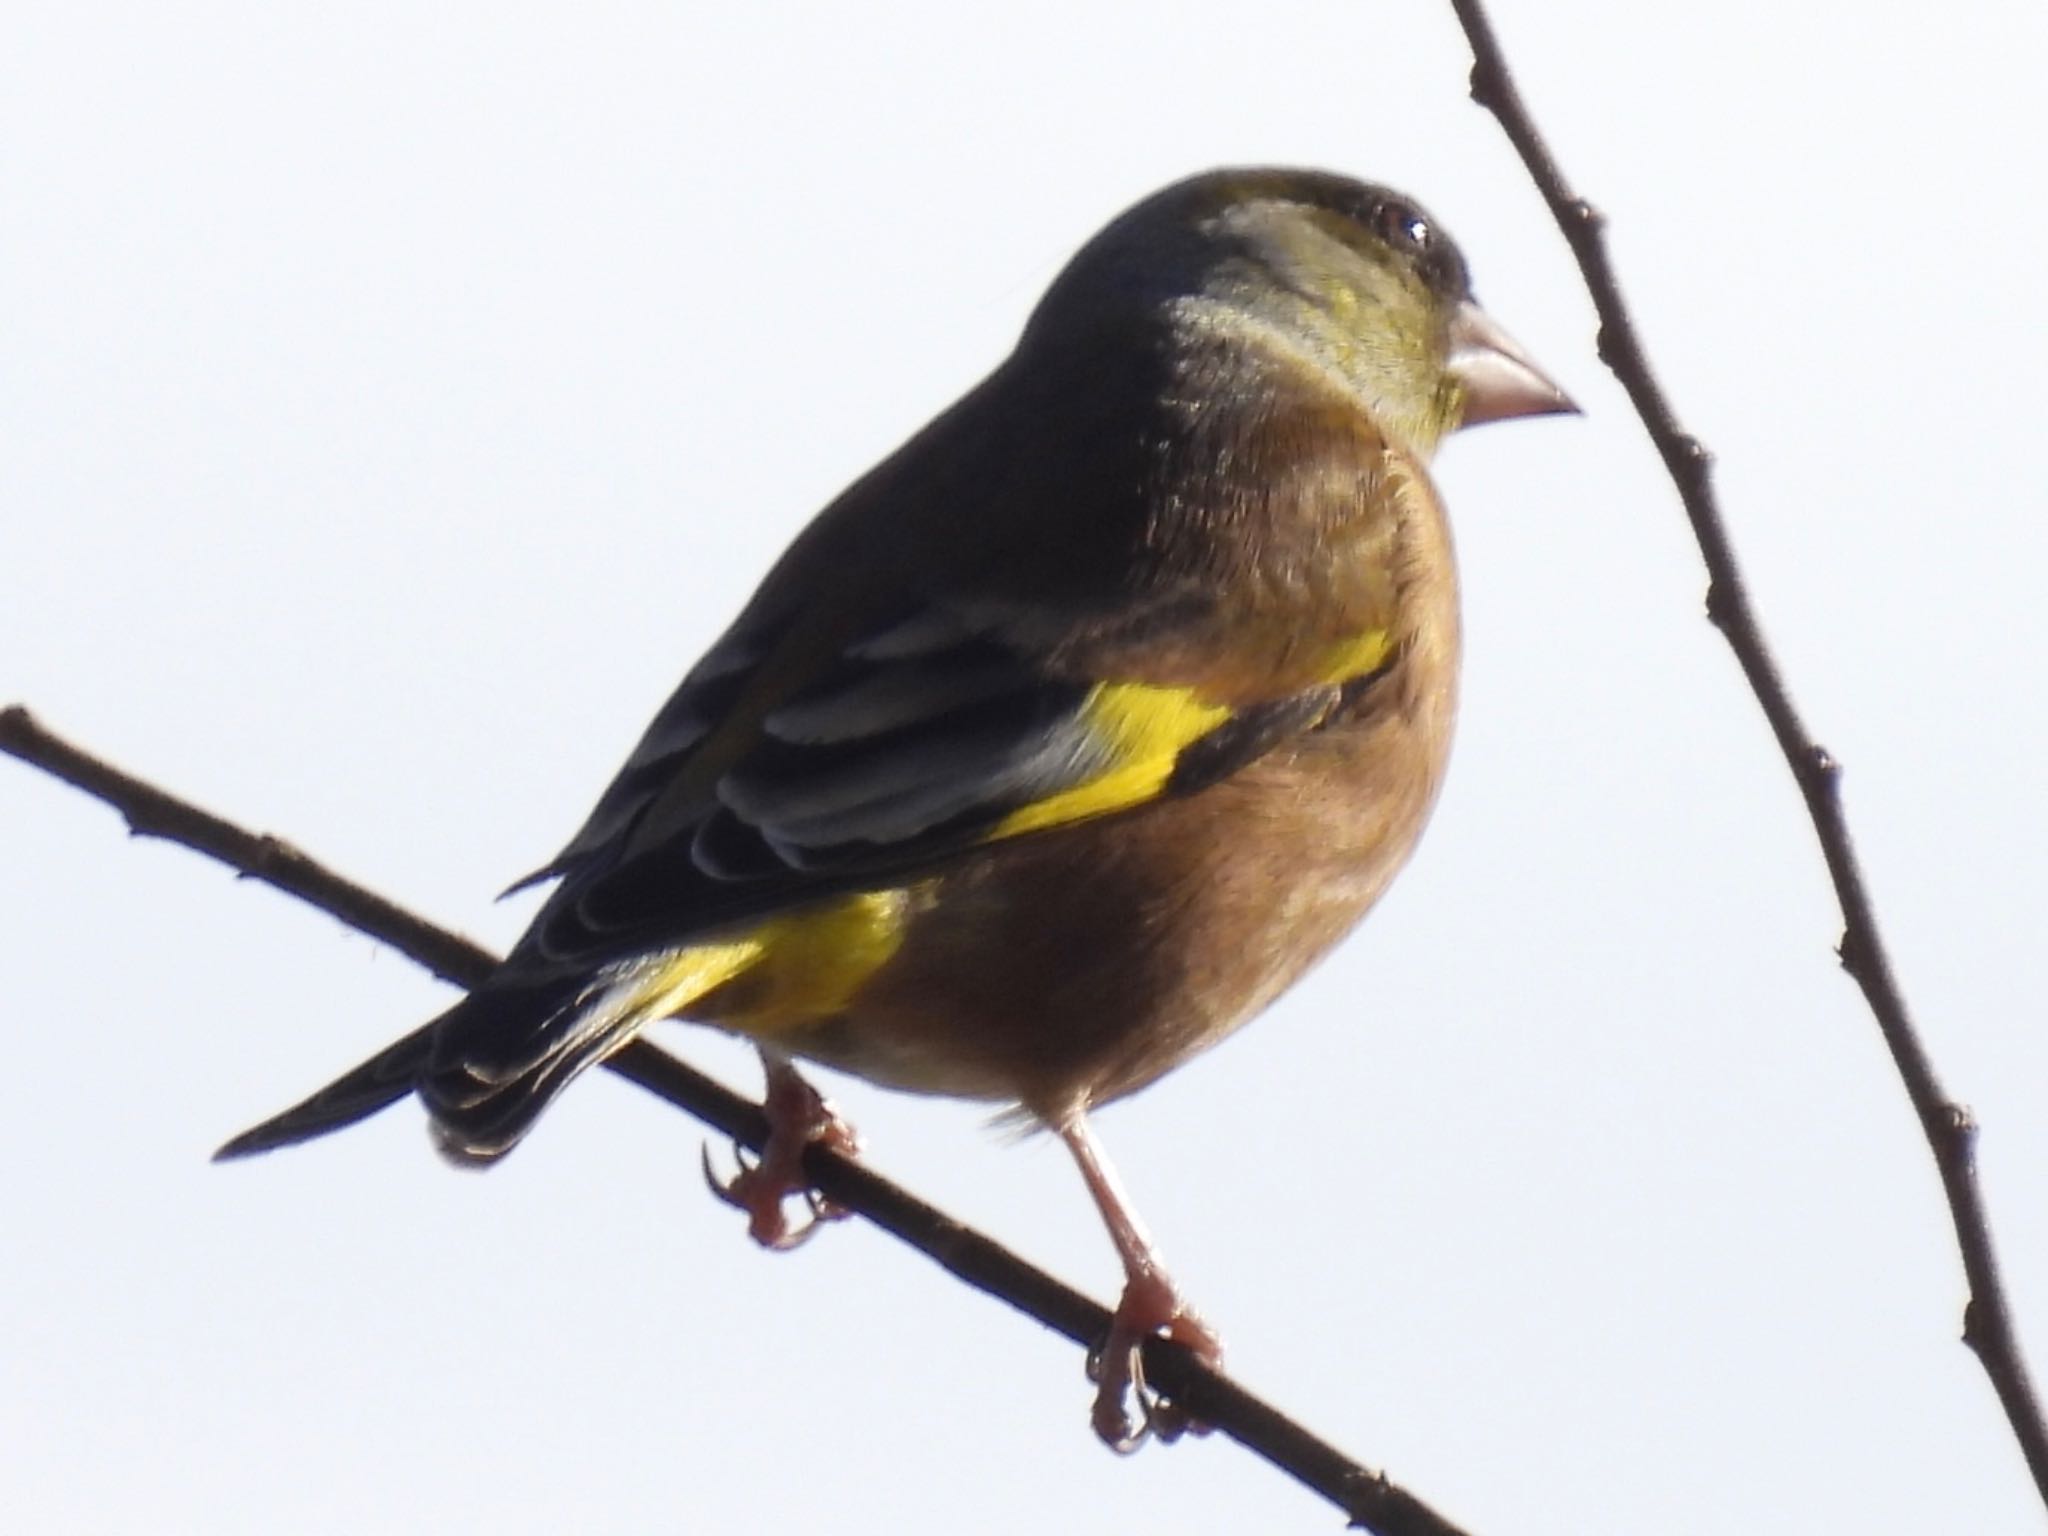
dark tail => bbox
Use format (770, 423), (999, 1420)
(215, 972), (640, 1167)
(417, 972), (632, 1165)
(213, 1016), (444, 1160)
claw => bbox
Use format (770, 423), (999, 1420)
(701, 1052), (863, 1252)
(1134, 1331), (1204, 1444)
(755, 1199), (826, 1252)
(700, 1140), (748, 1206)
(1087, 1298), (1222, 1452)
(701, 1137), (829, 1249)
(1087, 1339), (1149, 1452)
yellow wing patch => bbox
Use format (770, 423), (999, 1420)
(608, 889), (912, 1040)
(993, 681), (1230, 838)
(1309, 628), (1392, 685)
(993, 628), (1390, 841)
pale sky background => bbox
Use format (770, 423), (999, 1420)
(5, 3), (2045, 1532)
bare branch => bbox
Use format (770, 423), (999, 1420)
(0, 703), (1475, 1536)
(1443, 0), (2048, 1508)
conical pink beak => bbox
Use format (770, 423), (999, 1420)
(1448, 301), (1577, 427)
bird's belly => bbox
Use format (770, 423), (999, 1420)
(737, 717), (1445, 1121)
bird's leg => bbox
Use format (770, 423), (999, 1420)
(703, 1049), (862, 1251)
(1059, 1114), (1224, 1451)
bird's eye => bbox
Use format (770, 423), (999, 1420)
(1366, 194), (1469, 300)
(1375, 200), (1432, 254)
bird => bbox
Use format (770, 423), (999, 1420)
(216, 166), (1574, 1448)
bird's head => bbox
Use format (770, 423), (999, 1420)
(1028, 168), (1576, 457)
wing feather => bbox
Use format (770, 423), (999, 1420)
(504, 595), (1386, 973)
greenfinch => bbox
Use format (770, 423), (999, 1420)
(218, 167), (1573, 1447)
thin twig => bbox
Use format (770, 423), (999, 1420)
(1443, 0), (2048, 1509)
(0, 703), (1473, 1536)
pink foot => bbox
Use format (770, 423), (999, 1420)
(1088, 1267), (1225, 1452)
(703, 1056), (862, 1250)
